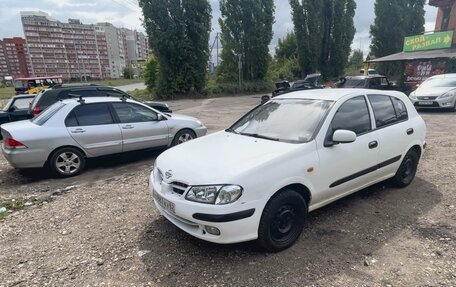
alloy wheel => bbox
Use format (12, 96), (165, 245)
(55, 152), (81, 175)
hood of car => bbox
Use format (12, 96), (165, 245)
(415, 87), (456, 98)
(156, 131), (301, 185)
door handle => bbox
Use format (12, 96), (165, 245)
(71, 128), (86, 134)
(368, 140), (378, 149)
(122, 125), (134, 130)
(407, 128), (414, 135)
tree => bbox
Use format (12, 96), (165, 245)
(349, 49), (364, 70)
(275, 32), (298, 63)
(143, 55), (159, 90)
(370, 0), (425, 77)
(139, 0), (211, 98)
(123, 67), (134, 79)
(217, 0), (275, 82)
(290, 0), (356, 79)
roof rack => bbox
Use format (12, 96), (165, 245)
(52, 83), (100, 89)
(68, 93), (85, 104)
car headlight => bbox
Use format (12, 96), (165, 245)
(438, 90), (456, 99)
(185, 185), (243, 205)
(196, 120), (203, 126)
(409, 91), (417, 100)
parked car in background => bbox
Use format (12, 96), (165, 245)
(338, 75), (398, 90)
(149, 88), (426, 252)
(409, 73), (456, 111)
(0, 94), (35, 136)
(272, 74), (324, 97)
(29, 84), (172, 116)
(2, 97), (206, 177)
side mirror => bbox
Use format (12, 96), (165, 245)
(157, 114), (167, 121)
(332, 129), (357, 144)
(9, 106), (16, 112)
(261, 95), (270, 104)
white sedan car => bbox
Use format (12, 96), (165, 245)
(149, 89), (426, 252)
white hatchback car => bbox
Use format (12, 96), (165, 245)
(149, 89), (426, 251)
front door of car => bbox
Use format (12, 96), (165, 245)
(314, 95), (380, 205)
(111, 102), (169, 152)
(367, 94), (410, 176)
(65, 103), (123, 157)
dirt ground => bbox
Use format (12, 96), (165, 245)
(0, 94), (455, 287)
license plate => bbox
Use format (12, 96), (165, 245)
(153, 191), (175, 214)
(418, 101), (434, 106)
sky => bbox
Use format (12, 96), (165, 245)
(0, 0), (438, 58)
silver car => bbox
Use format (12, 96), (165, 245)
(409, 73), (456, 110)
(1, 97), (207, 177)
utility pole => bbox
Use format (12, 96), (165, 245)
(216, 32), (219, 66)
(237, 53), (242, 88)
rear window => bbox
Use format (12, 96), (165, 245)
(34, 90), (59, 109)
(32, 102), (65, 126)
(343, 79), (365, 88)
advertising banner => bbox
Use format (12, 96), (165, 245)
(404, 60), (446, 88)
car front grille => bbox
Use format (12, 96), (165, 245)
(417, 96), (438, 100)
(171, 181), (189, 195)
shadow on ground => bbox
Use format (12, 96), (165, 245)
(0, 148), (163, 192)
(138, 177), (441, 286)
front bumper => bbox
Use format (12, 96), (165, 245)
(149, 172), (262, 244)
(411, 97), (456, 109)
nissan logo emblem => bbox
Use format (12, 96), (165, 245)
(165, 170), (173, 179)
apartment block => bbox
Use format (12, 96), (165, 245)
(122, 28), (150, 63)
(0, 37), (30, 79)
(21, 11), (110, 80)
(95, 23), (127, 79)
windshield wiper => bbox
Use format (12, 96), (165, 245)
(239, 132), (281, 142)
(225, 128), (239, 134)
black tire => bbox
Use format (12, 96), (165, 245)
(172, 129), (196, 146)
(392, 148), (419, 188)
(258, 189), (307, 252)
(49, 147), (86, 177)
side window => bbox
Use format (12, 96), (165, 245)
(330, 96), (371, 136)
(112, 102), (158, 123)
(65, 111), (78, 127)
(391, 97), (408, 121)
(72, 103), (114, 126)
(11, 98), (33, 110)
(380, 78), (388, 86)
(368, 95), (397, 128)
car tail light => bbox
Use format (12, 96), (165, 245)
(4, 138), (27, 149)
(33, 107), (41, 115)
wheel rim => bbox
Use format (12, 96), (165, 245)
(177, 133), (194, 144)
(55, 152), (81, 175)
(400, 155), (416, 183)
(271, 204), (297, 241)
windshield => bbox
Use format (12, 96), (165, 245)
(419, 77), (456, 89)
(343, 78), (365, 88)
(228, 99), (332, 143)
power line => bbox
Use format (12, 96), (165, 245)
(110, 0), (141, 13)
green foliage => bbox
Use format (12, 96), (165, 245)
(207, 79), (273, 95)
(269, 56), (301, 81)
(275, 32), (298, 63)
(290, 0), (356, 80)
(217, 0), (275, 83)
(370, 0), (425, 77)
(143, 55), (159, 90)
(123, 67), (134, 79)
(139, 0), (212, 99)
(346, 49), (364, 75)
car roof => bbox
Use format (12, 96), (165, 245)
(276, 88), (403, 101)
(427, 73), (456, 79)
(346, 75), (385, 79)
(13, 94), (35, 98)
